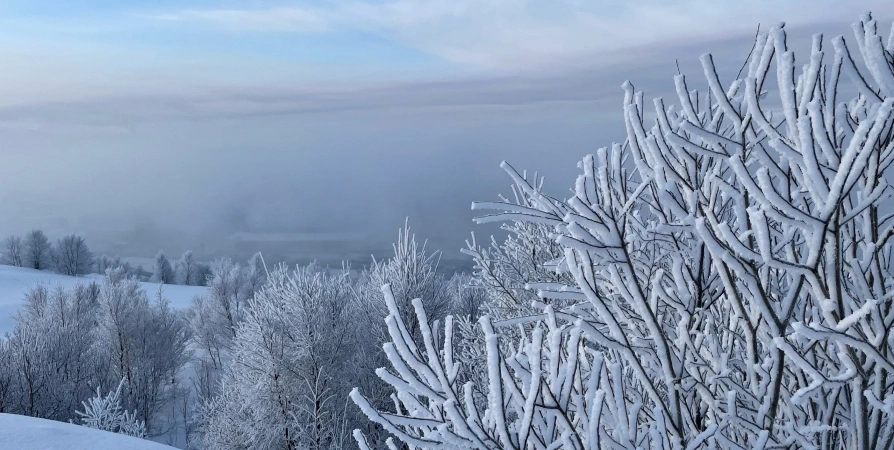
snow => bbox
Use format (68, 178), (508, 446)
(0, 264), (207, 335)
(0, 413), (178, 450)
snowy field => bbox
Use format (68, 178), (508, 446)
(0, 413), (178, 450)
(0, 265), (207, 335)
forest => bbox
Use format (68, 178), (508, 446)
(2, 11), (894, 450)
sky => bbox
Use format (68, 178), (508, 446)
(0, 0), (891, 265)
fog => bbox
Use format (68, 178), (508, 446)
(0, 19), (864, 267)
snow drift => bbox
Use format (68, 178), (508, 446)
(0, 413), (178, 450)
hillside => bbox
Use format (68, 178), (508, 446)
(0, 265), (207, 335)
(0, 413), (178, 450)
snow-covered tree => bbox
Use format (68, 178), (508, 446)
(0, 339), (13, 413)
(95, 255), (120, 274)
(0, 269), (190, 436)
(348, 223), (453, 447)
(187, 258), (249, 403)
(241, 252), (268, 299)
(99, 273), (191, 432)
(4, 282), (103, 420)
(447, 273), (487, 322)
(197, 258), (248, 344)
(175, 250), (199, 285)
(461, 176), (574, 323)
(203, 264), (353, 450)
(1, 235), (25, 267)
(151, 251), (175, 284)
(52, 234), (94, 276)
(23, 229), (51, 270)
(353, 15), (894, 449)
(76, 379), (147, 439)
(355, 222), (451, 346)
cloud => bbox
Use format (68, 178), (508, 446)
(177, 7), (330, 32)
(3, 4), (890, 133)
(0, 12), (879, 131)
(145, 0), (894, 70)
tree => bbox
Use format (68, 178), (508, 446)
(352, 15), (894, 449)
(186, 258), (247, 403)
(76, 379), (147, 439)
(347, 223), (453, 447)
(203, 264), (353, 450)
(150, 251), (175, 284)
(98, 271), (191, 432)
(23, 230), (51, 270)
(176, 250), (199, 286)
(1, 235), (24, 267)
(355, 222), (451, 346)
(52, 234), (94, 276)
(96, 255), (138, 277)
(5, 282), (102, 420)
(241, 252), (267, 299)
(0, 269), (190, 436)
(194, 262), (212, 286)
(447, 272), (487, 322)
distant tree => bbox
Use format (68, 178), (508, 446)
(132, 264), (146, 281)
(52, 234), (94, 276)
(240, 252), (267, 299)
(1, 235), (25, 267)
(194, 262), (211, 286)
(23, 230), (51, 270)
(150, 251), (175, 284)
(206, 258), (247, 341)
(96, 255), (126, 274)
(175, 250), (199, 286)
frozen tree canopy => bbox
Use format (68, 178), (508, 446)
(1, 236), (25, 267)
(352, 14), (894, 450)
(24, 229), (51, 270)
(151, 251), (175, 284)
(52, 234), (94, 276)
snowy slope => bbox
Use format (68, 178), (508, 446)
(0, 413), (178, 450)
(0, 265), (207, 335)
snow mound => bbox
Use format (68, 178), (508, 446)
(0, 413), (178, 450)
(0, 265), (207, 335)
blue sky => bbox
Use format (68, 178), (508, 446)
(2, 2), (891, 93)
(5, 0), (888, 89)
(0, 1), (891, 262)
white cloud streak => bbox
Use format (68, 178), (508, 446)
(149, 0), (894, 70)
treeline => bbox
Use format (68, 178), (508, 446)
(148, 250), (213, 286)
(1, 230), (94, 276)
(0, 229), (221, 288)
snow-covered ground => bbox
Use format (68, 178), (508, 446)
(0, 413), (179, 450)
(0, 265), (207, 335)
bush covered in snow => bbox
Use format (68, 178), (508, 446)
(351, 14), (894, 450)
(76, 379), (147, 439)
